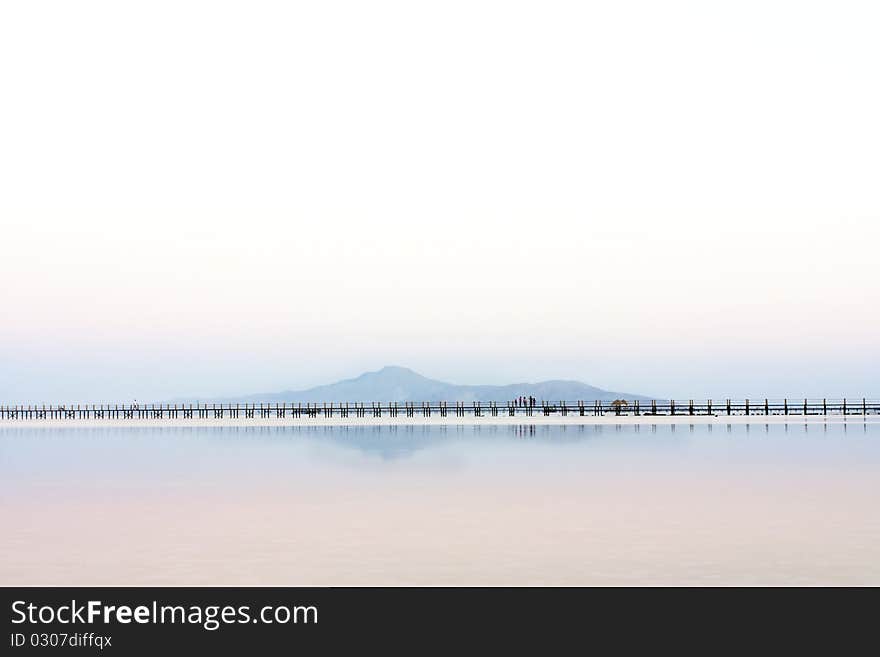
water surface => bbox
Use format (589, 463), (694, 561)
(2, 422), (879, 585)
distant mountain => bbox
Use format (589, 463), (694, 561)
(189, 366), (650, 403)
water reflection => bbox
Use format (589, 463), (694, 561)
(1, 421), (877, 479)
(2, 421), (879, 584)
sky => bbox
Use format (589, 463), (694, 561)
(1, 1), (878, 403)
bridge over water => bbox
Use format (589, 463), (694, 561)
(1, 399), (877, 421)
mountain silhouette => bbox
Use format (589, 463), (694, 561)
(194, 366), (649, 403)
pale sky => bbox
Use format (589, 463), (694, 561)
(1, 1), (878, 402)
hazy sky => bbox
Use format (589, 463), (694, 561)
(1, 1), (878, 402)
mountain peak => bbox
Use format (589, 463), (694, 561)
(359, 365), (427, 381)
(376, 365), (420, 375)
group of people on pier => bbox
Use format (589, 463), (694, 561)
(514, 395), (536, 407)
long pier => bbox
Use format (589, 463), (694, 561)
(0, 399), (877, 422)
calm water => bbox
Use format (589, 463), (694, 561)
(2, 422), (879, 585)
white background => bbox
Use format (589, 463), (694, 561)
(1, 1), (878, 401)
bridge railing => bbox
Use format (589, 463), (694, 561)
(0, 399), (878, 420)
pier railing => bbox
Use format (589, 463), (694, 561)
(0, 399), (878, 421)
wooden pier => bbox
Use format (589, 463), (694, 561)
(0, 399), (877, 422)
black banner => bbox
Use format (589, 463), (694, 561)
(1, 587), (873, 654)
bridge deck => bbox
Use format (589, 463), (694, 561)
(1, 399), (877, 422)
